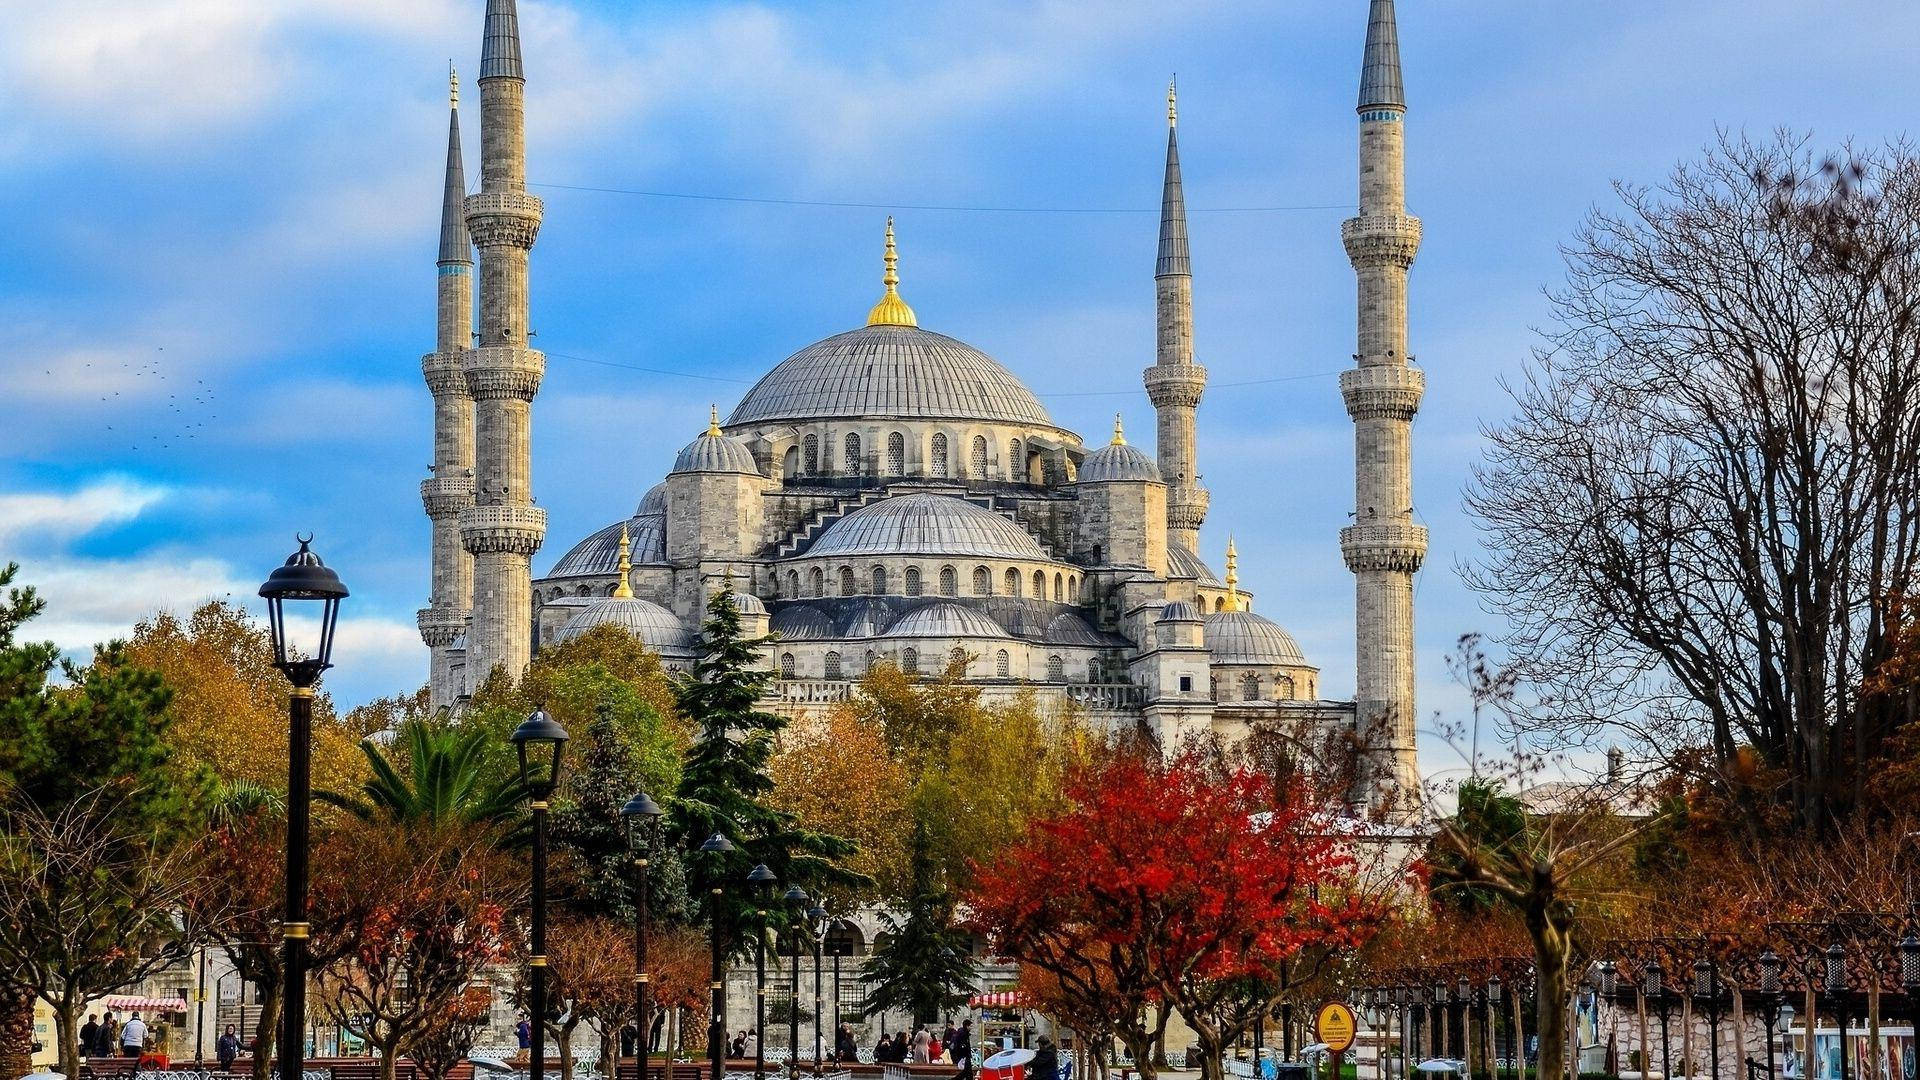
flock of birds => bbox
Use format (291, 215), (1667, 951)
(67, 346), (219, 452)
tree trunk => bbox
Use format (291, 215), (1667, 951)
(1120, 1030), (1159, 1080)
(555, 1019), (577, 1080)
(1531, 930), (1572, 1080)
(0, 983), (34, 1080)
(252, 978), (283, 1080)
(377, 1039), (400, 1080)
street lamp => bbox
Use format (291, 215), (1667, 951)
(808, 903), (828, 1073)
(1759, 950), (1783, 1080)
(511, 710), (570, 1080)
(258, 537), (348, 1080)
(1645, 962), (1670, 1080)
(1487, 978), (1503, 1080)
(1691, 958), (1723, 1080)
(1823, 944), (1850, 1080)
(748, 864), (778, 1080)
(1897, 930), (1920, 1036)
(827, 921), (855, 1062)
(783, 886), (811, 1080)
(700, 833), (736, 1080)
(620, 792), (665, 1080)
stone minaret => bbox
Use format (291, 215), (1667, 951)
(459, 0), (546, 688)
(1144, 81), (1209, 555)
(1341, 0), (1425, 812)
(419, 65), (477, 709)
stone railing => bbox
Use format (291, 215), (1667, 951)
(770, 679), (854, 705)
(1065, 683), (1145, 712)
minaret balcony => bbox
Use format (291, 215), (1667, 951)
(1339, 523), (1428, 574)
(459, 504), (547, 556)
(421, 475), (476, 516)
(1167, 487), (1211, 531)
(416, 606), (470, 648)
(462, 345), (545, 401)
(1340, 365), (1425, 420)
(1341, 214), (1422, 269)
(1142, 363), (1208, 408)
(463, 191), (543, 249)
(422, 350), (469, 395)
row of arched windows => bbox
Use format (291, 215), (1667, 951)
(777, 563), (1079, 600)
(779, 429), (1040, 482)
(775, 647), (1069, 682)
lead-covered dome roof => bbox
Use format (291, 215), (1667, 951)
(1204, 610), (1308, 666)
(555, 596), (694, 653)
(725, 325), (1054, 428)
(883, 602), (1010, 639)
(548, 515), (666, 577)
(673, 431), (760, 475)
(1079, 441), (1161, 483)
(807, 493), (1049, 560)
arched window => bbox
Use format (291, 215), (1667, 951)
(902, 648), (919, 675)
(1091, 543), (1104, 565)
(864, 649), (876, 673)
(786, 570), (799, 598)
(1215, 596), (1226, 612)
(808, 567), (823, 598)
(840, 566), (856, 596)
(1008, 438), (1022, 481)
(972, 566), (992, 596)
(887, 431), (905, 475)
(803, 434), (819, 475)
(939, 566), (958, 596)
(949, 647), (967, 673)
(871, 565), (888, 594)
(1033, 569), (1046, 598)
(1046, 655), (1065, 681)
(930, 433), (949, 478)
(780, 652), (796, 678)
(1068, 575), (1078, 599)
(1241, 673), (1261, 701)
(1005, 568), (1020, 596)
(905, 566), (922, 597)
(1052, 573), (1063, 601)
(845, 432), (862, 476)
(782, 445), (799, 478)
(995, 649), (1010, 678)
(824, 651), (842, 680)
(971, 435), (988, 479)
(1275, 675), (1295, 700)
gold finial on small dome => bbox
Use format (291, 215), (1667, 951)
(866, 217), (919, 327)
(1111, 413), (1126, 446)
(1168, 77), (1177, 128)
(613, 524), (634, 598)
(1224, 535), (1241, 612)
(706, 404), (721, 437)
(450, 61), (459, 107)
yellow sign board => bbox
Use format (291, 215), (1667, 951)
(1316, 1002), (1357, 1053)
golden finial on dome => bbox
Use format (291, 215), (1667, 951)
(613, 524), (634, 598)
(1111, 413), (1127, 446)
(866, 217), (919, 328)
(707, 404), (721, 437)
(450, 61), (459, 107)
(1168, 76), (1177, 128)
(1224, 535), (1241, 612)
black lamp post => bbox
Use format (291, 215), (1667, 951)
(1457, 975), (1472, 1070)
(1692, 958), (1724, 1080)
(258, 537), (348, 1080)
(512, 710), (570, 1080)
(1758, 950), (1783, 1080)
(1897, 930), (1920, 1038)
(1823, 944), (1850, 1080)
(700, 832), (736, 1080)
(808, 903), (828, 1073)
(783, 886), (811, 1080)
(827, 921), (853, 1060)
(621, 792), (665, 1080)
(1645, 962), (1671, 1080)
(1487, 978), (1503, 1080)
(748, 864), (778, 1080)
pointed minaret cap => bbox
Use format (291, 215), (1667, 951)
(438, 63), (471, 264)
(612, 524), (634, 598)
(1224, 536), (1241, 611)
(1111, 413), (1127, 446)
(480, 0), (524, 81)
(1167, 77), (1178, 128)
(1358, 0), (1406, 111)
(866, 217), (919, 327)
(1156, 83), (1190, 279)
(707, 404), (722, 437)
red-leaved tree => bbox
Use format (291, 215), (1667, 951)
(967, 750), (1388, 1080)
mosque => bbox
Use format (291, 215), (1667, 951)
(416, 0), (1426, 813)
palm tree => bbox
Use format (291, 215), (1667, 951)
(319, 720), (523, 825)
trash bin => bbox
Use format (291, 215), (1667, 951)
(1274, 1063), (1312, 1080)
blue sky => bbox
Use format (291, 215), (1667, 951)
(1, 0), (1914, 783)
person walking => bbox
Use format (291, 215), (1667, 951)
(1032, 1037), (1059, 1080)
(912, 1029), (932, 1064)
(835, 1024), (857, 1064)
(120, 1012), (149, 1059)
(81, 1014), (101, 1058)
(100, 1014), (121, 1057)
(951, 1020), (975, 1080)
(217, 1025), (242, 1072)
(517, 1016), (532, 1052)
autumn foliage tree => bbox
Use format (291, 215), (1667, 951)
(968, 749), (1386, 1080)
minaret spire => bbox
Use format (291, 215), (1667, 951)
(1224, 536), (1240, 611)
(866, 217), (918, 327)
(460, 0), (547, 688)
(612, 524), (634, 598)
(1342, 0), (1425, 815)
(419, 63), (477, 709)
(1144, 81), (1209, 554)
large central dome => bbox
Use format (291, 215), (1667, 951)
(725, 324), (1055, 428)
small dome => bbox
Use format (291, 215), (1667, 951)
(1079, 422), (1162, 484)
(808, 493), (1048, 560)
(672, 432), (760, 476)
(635, 482), (667, 517)
(555, 596), (693, 653)
(770, 605), (836, 640)
(1158, 601), (1201, 623)
(883, 602), (1010, 639)
(728, 591), (767, 615)
(548, 516), (666, 577)
(1043, 611), (1108, 646)
(1167, 546), (1223, 587)
(836, 597), (894, 639)
(1204, 610), (1307, 666)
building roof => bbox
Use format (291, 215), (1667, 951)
(805, 493), (1049, 560)
(1158, 82), (1191, 278)
(547, 515), (666, 577)
(1167, 545), (1224, 587)
(479, 0), (524, 81)
(635, 482), (666, 517)
(438, 80), (470, 264)
(1358, 0), (1406, 111)
(1158, 601), (1201, 622)
(553, 596), (692, 652)
(1043, 611), (1109, 646)
(770, 605), (838, 640)
(725, 325), (1054, 429)
(1204, 609), (1308, 666)
(883, 602), (1011, 640)
(1079, 440), (1161, 483)
(672, 431), (760, 475)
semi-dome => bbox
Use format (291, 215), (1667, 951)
(635, 482), (666, 517)
(1078, 417), (1162, 483)
(548, 516), (666, 577)
(807, 493), (1049, 560)
(770, 605), (837, 640)
(1168, 545), (1224, 587)
(1205, 610), (1308, 666)
(883, 602), (1010, 639)
(1043, 611), (1109, 646)
(554, 596), (693, 652)
(727, 591), (767, 615)
(673, 409), (761, 476)
(725, 325), (1054, 429)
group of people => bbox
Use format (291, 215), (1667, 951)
(76, 1012), (245, 1070)
(870, 1019), (975, 1074)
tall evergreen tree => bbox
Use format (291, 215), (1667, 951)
(861, 818), (976, 1025)
(555, 700), (688, 923)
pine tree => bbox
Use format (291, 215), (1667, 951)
(861, 819), (977, 1025)
(555, 701), (687, 922)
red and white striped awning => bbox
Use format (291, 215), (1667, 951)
(969, 991), (1028, 1009)
(98, 996), (188, 1012)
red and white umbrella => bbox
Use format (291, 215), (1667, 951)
(98, 996), (187, 1012)
(969, 991), (1029, 1009)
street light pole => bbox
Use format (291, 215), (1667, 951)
(1824, 944), (1849, 1080)
(1646, 963), (1670, 1080)
(1758, 950), (1783, 1080)
(258, 537), (348, 1080)
(700, 834), (736, 1080)
(784, 887), (811, 1080)
(749, 865), (777, 1080)
(621, 793), (665, 1080)
(512, 710), (570, 1080)
(809, 904), (827, 1073)
(1692, 958), (1721, 1080)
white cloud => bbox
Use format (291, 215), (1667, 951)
(0, 478), (167, 548)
